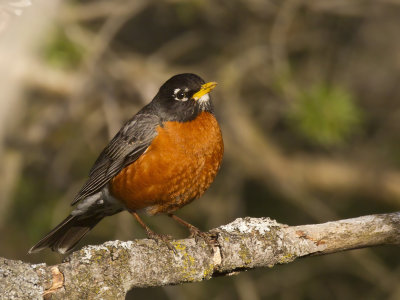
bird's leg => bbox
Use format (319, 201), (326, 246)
(168, 214), (214, 247)
(131, 212), (175, 252)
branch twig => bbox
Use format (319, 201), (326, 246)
(1, 212), (399, 299)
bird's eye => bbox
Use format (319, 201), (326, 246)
(177, 91), (185, 100)
(173, 88), (188, 101)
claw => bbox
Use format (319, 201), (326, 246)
(168, 214), (215, 252)
(188, 225), (214, 247)
(145, 229), (176, 253)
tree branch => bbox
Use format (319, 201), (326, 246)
(1, 212), (399, 299)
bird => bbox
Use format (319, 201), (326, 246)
(29, 73), (224, 254)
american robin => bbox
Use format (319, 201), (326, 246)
(29, 73), (223, 254)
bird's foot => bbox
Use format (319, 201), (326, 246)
(145, 229), (176, 253)
(131, 211), (176, 253)
(187, 225), (215, 247)
(168, 214), (215, 250)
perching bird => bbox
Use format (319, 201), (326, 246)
(29, 73), (223, 254)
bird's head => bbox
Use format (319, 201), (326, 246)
(153, 73), (217, 122)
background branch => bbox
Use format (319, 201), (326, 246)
(1, 212), (399, 299)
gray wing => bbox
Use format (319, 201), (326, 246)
(72, 113), (160, 205)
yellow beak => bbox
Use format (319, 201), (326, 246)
(192, 82), (218, 101)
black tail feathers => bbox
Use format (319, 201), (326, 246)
(28, 214), (104, 254)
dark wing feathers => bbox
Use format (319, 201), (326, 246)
(72, 113), (160, 205)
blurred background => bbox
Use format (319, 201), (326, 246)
(1, 0), (400, 299)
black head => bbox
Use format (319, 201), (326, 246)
(151, 73), (217, 122)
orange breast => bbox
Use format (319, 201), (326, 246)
(110, 112), (224, 215)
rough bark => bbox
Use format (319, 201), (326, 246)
(1, 212), (399, 300)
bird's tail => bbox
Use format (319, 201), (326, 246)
(28, 214), (104, 254)
(29, 187), (123, 254)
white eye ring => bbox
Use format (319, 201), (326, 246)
(173, 88), (189, 101)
